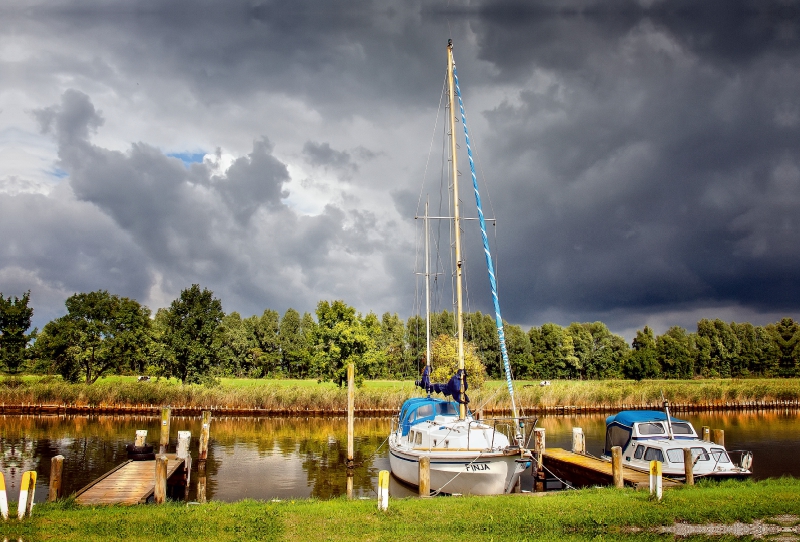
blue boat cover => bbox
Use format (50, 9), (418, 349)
(397, 397), (460, 436)
(605, 410), (688, 427)
(415, 366), (469, 404)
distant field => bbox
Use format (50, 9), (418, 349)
(1, 375), (798, 411)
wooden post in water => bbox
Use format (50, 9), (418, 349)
(534, 428), (545, 492)
(711, 429), (724, 446)
(177, 431), (191, 459)
(572, 427), (585, 454)
(347, 363), (355, 469)
(48, 455), (64, 502)
(135, 429), (147, 447)
(649, 460), (662, 501)
(346, 471), (354, 500)
(419, 456), (431, 497)
(199, 410), (212, 474)
(154, 455), (168, 504)
(197, 474), (207, 504)
(159, 406), (171, 454)
(683, 448), (694, 485)
(611, 446), (623, 488)
(701, 426), (710, 441)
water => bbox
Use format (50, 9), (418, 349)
(1, 409), (797, 504)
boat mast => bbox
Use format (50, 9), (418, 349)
(447, 39), (467, 421)
(424, 199), (432, 397)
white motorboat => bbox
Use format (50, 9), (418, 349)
(600, 407), (753, 480)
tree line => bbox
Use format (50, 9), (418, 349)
(1, 287), (798, 384)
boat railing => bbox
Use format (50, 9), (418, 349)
(726, 449), (754, 471)
(468, 416), (538, 450)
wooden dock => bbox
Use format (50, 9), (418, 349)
(542, 448), (682, 489)
(74, 454), (186, 505)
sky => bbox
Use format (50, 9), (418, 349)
(1, 0), (799, 340)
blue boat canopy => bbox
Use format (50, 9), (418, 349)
(605, 410), (688, 427)
(397, 397), (460, 436)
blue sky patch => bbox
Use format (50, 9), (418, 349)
(168, 152), (206, 168)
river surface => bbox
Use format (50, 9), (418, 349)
(1, 409), (797, 504)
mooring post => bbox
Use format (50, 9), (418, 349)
(154, 455), (168, 504)
(419, 456), (431, 497)
(0, 472), (8, 519)
(177, 431), (191, 459)
(159, 406), (171, 454)
(611, 446), (623, 488)
(197, 474), (207, 504)
(683, 448), (694, 485)
(199, 410), (212, 474)
(711, 429), (724, 446)
(534, 428), (546, 492)
(701, 426), (710, 441)
(346, 470), (354, 500)
(649, 460), (662, 501)
(48, 455), (65, 502)
(347, 362), (355, 469)
(17, 471), (37, 519)
(135, 429), (147, 447)
(571, 427), (585, 454)
(377, 470), (389, 511)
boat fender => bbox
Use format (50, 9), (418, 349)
(740, 452), (753, 470)
(126, 443), (155, 454)
(127, 452), (157, 461)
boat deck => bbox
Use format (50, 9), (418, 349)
(542, 448), (682, 489)
(74, 454), (185, 505)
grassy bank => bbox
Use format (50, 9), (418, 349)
(2, 478), (799, 541)
(1, 376), (799, 413)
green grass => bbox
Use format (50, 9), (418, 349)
(3, 478), (799, 541)
(0, 375), (798, 412)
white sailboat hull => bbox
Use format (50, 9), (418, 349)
(389, 439), (522, 495)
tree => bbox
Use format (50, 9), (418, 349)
(464, 312), (501, 377)
(280, 308), (311, 377)
(311, 300), (370, 385)
(529, 323), (578, 379)
(379, 312), (406, 378)
(429, 334), (486, 390)
(247, 310), (282, 376)
(162, 285), (224, 384)
(0, 291), (34, 373)
(623, 326), (660, 381)
(34, 290), (151, 383)
(216, 312), (252, 377)
(696, 319), (740, 377)
(656, 326), (695, 379)
(505, 323), (534, 378)
(769, 317), (800, 377)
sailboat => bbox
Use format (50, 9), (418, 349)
(388, 40), (534, 496)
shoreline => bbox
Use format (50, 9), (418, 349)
(2, 398), (798, 417)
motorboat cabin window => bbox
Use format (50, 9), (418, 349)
(671, 422), (693, 435)
(638, 422), (666, 435)
(691, 447), (710, 462)
(710, 448), (731, 463)
(634, 445), (645, 460)
(643, 447), (664, 462)
(409, 430), (415, 442)
(415, 432), (423, 445)
(666, 449), (685, 463)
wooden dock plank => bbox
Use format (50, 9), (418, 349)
(75, 454), (185, 505)
(542, 448), (681, 489)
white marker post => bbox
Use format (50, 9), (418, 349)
(649, 460), (662, 501)
(377, 470), (389, 511)
(0, 471), (8, 519)
(17, 471), (37, 519)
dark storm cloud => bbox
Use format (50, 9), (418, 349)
(303, 141), (356, 173)
(456, 0), (800, 328)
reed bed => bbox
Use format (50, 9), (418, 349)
(1, 376), (798, 413)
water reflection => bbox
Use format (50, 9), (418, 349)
(0, 410), (797, 503)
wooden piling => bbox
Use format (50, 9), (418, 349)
(683, 448), (694, 485)
(711, 429), (724, 446)
(611, 446), (623, 488)
(701, 426), (710, 441)
(135, 429), (147, 447)
(346, 471), (354, 500)
(176, 431), (191, 459)
(572, 427), (585, 454)
(419, 456), (431, 497)
(199, 410), (212, 474)
(154, 455), (168, 504)
(197, 474), (207, 504)
(48, 455), (64, 502)
(159, 406), (171, 454)
(347, 363), (355, 468)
